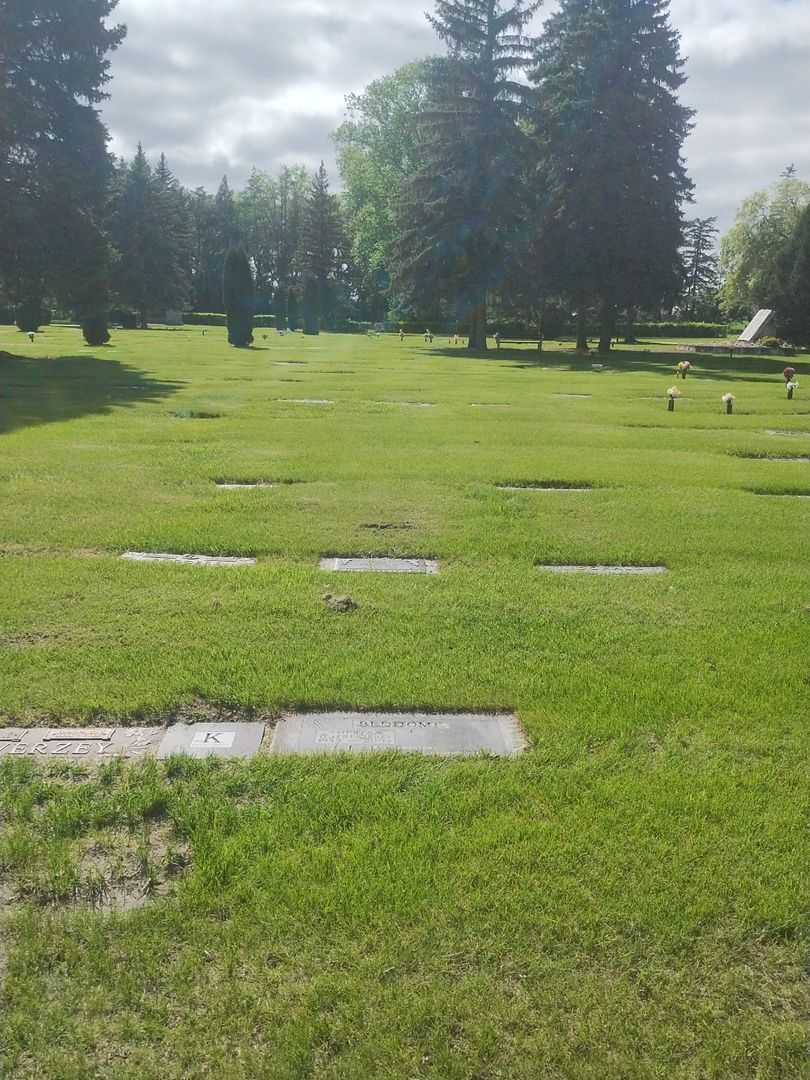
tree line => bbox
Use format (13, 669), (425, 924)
(2, 0), (809, 351)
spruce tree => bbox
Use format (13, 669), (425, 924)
(153, 154), (192, 313)
(397, 0), (539, 351)
(680, 217), (719, 319)
(531, 0), (694, 352)
(299, 163), (343, 331)
(223, 248), (254, 347)
(0, 0), (125, 340)
(302, 275), (320, 336)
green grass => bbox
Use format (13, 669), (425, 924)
(0, 325), (809, 1078)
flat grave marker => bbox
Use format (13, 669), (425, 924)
(122, 552), (257, 567)
(279, 398), (334, 406)
(538, 564), (667, 576)
(0, 728), (164, 759)
(320, 557), (439, 575)
(498, 483), (593, 492)
(157, 722), (265, 760)
(271, 712), (526, 757)
(216, 482), (275, 490)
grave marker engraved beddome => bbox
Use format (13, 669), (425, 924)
(0, 728), (163, 759)
(157, 723), (265, 759)
(320, 557), (439, 575)
(271, 712), (526, 757)
(738, 309), (774, 344)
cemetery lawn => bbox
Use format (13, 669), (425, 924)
(1, 325), (809, 1079)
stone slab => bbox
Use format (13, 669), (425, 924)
(766, 430), (810, 438)
(122, 552), (257, 567)
(538, 564), (667, 575)
(471, 403), (512, 408)
(498, 484), (592, 492)
(157, 722), (265, 760)
(0, 728), (163, 759)
(320, 557), (439, 575)
(553, 394), (592, 399)
(738, 309), (774, 344)
(271, 712), (526, 757)
(216, 482), (275, 489)
(378, 401), (435, 408)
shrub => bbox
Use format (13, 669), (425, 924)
(81, 315), (111, 346)
(16, 300), (44, 333)
(223, 248), (255, 348)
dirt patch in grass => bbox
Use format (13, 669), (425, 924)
(171, 409), (224, 419)
(1, 823), (191, 913)
(361, 522), (417, 531)
(731, 451), (810, 462)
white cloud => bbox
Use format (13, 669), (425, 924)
(102, 0), (810, 231)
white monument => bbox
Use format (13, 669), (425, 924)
(737, 309), (774, 344)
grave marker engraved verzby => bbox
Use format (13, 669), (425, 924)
(156, 723), (265, 759)
(0, 728), (163, 758)
(271, 712), (526, 757)
(320, 557), (439, 575)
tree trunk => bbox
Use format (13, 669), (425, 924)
(624, 305), (638, 344)
(598, 301), (616, 354)
(467, 299), (488, 352)
(575, 309), (589, 353)
(140, 309), (148, 330)
(537, 301), (545, 352)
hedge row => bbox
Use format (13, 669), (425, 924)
(183, 312), (276, 328)
(629, 322), (744, 339)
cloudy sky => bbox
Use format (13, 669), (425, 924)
(102, 0), (810, 233)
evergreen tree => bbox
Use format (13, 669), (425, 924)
(0, 0), (125, 340)
(223, 247), (254, 347)
(680, 217), (719, 318)
(189, 187), (217, 311)
(531, 0), (694, 352)
(299, 163), (343, 330)
(271, 166), (309, 328)
(111, 147), (192, 324)
(302, 275), (320, 336)
(396, 1), (539, 351)
(153, 153), (192, 312)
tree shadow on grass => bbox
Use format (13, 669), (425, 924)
(426, 345), (809, 385)
(0, 352), (186, 436)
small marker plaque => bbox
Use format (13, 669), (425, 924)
(157, 723), (265, 760)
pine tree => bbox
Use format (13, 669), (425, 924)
(111, 147), (192, 325)
(302, 275), (320, 336)
(223, 248), (254, 347)
(680, 217), (719, 318)
(299, 163), (343, 331)
(396, 0), (539, 351)
(531, 0), (694, 352)
(0, 0), (125, 341)
(153, 154), (192, 312)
